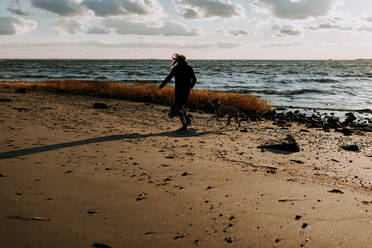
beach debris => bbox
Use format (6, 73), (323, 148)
(266, 167), (277, 174)
(361, 201), (372, 205)
(87, 210), (97, 215)
(206, 185), (214, 190)
(165, 155), (175, 159)
(228, 216), (235, 221)
(328, 189), (344, 194)
(136, 193), (146, 201)
(91, 243), (111, 248)
(0, 98), (11, 102)
(181, 172), (189, 176)
(278, 199), (302, 203)
(295, 215), (302, 220)
(173, 233), (186, 240)
(301, 223), (308, 229)
(240, 128), (248, 133)
(290, 159), (304, 164)
(224, 236), (233, 244)
(275, 239), (281, 243)
(64, 170), (74, 174)
(15, 88), (26, 93)
(6, 216), (51, 222)
(144, 231), (158, 236)
(257, 135), (300, 153)
(340, 128), (353, 136)
(0, 172), (6, 177)
(93, 103), (109, 109)
(341, 145), (360, 152)
(343, 112), (357, 125)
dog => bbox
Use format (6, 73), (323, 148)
(209, 98), (245, 128)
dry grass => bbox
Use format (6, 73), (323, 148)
(0, 80), (271, 113)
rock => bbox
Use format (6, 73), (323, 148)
(224, 236), (233, 244)
(341, 145), (360, 152)
(257, 135), (300, 153)
(206, 185), (214, 190)
(136, 193), (146, 201)
(173, 234), (186, 240)
(301, 223), (308, 229)
(341, 128), (353, 136)
(93, 103), (109, 109)
(0, 98), (11, 102)
(291, 160), (304, 164)
(181, 172), (189, 176)
(263, 110), (276, 120)
(15, 88), (26, 93)
(328, 189), (344, 194)
(326, 117), (341, 128)
(91, 243), (111, 248)
(295, 215), (302, 220)
(87, 210), (96, 215)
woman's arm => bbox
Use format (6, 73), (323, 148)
(159, 67), (175, 89)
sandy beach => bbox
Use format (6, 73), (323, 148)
(0, 87), (372, 248)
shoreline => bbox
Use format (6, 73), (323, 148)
(0, 88), (372, 247)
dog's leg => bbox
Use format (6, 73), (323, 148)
(226, 116), (231, 126)
(235, 115), (240, 129)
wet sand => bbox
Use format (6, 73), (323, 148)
(0, 87), (372, 248)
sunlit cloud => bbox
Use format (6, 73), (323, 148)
(104, 19), (201, 36)
(176, 0), (244, 19)
(7, 7), (30, 16)
(52, 19), (110, 35)
(81, 0), (164, 17)
(254, 0), (340, 20)
(272, 24), (302, 37)
(0, 16), (37, 35)
(30, 0), (84, 16)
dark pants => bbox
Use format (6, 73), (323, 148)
(170, 88), (191, 127)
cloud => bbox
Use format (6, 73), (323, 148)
(30, 0), (84, 16)
(309, 22), (353, 31)
(81, 0), (163, 17)
(261, 42), (304, 48)
(272, 24), (302, 37)
(217, 29), (254, 36)
(7, 7), (30, 16)
(29, 0), (164, 18)
(53, 19), (83, 34)
(0, 40), (241, 50)
(254, 0), (339, 20)
(86, 26), (110, 34)
(0, 16), (37, 35)
(53, 19), (110, 34)
(104, 19), (201, 36)
(176, 0), (244, 19)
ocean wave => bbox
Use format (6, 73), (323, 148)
(232, 88), (328, 96)
(298, 78), (340, 83)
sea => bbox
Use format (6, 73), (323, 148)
(1, 59), (371, 120)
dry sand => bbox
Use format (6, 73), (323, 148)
(0, 87), (372, 248)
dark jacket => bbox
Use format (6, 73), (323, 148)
(159, 61), (197, 104)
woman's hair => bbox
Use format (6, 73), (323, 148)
(170, 53), (187, 67)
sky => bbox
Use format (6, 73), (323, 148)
(1, 0), (372, 59)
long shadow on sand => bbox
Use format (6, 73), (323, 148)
(0, 129), (215, 160)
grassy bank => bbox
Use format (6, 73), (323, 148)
(0, 80), (271, 113)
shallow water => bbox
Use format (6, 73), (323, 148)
(1, 59), (371, 117)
